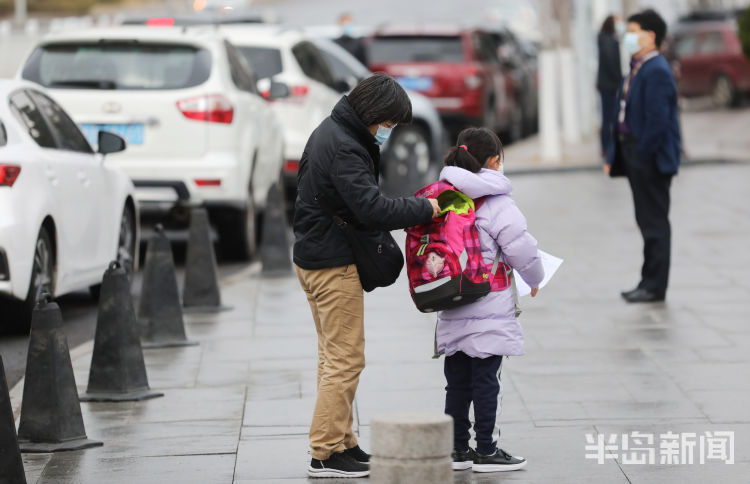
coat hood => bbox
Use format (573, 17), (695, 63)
(439, 166), (512, 199)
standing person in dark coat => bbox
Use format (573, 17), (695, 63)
(605, 9), (681, 303)
(334, 12), (368, 66)
(597, 14), (623, 159)
(294, 73), (440, 479)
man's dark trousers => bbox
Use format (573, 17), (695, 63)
(621, 137), (672, 298)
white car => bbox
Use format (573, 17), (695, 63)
(220, 25), (445, 199)
(18, 26), (285, 260)
(0, 80), (137, 331)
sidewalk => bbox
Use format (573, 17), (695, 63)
(503, 104), (750, 174)
(10, 162), (750, 483)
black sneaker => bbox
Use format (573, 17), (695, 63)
(343, 445), (370, 463)
(451, 447), (477, 471)
(308, 451), (370, 478)
(473, 448), (527, 472)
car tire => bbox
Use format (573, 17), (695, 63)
(90, 203), (136, 300)
(13, 226), (55, 332)
(712, 74), (737, 108)
(505, 104), (524, 143)
(382, 124), (432, 192)
(482, 96), (497, 132)
(217, 188), (257, 261)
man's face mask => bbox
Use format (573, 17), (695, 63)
(374, 124), (394, 146)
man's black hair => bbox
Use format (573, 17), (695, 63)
(628, 9), (668, 47)
(347, 73), (412, 126)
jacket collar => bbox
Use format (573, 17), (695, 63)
(331, 96), (377, 149)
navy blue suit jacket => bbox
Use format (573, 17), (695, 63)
(606, 54), (681, 175)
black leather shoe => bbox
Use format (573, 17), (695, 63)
(623, 288), (664, 303)
(620, 287), (641, 299)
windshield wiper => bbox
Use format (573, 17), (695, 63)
(49, 80), (117, 89)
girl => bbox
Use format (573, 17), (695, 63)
(436, 127), (544, 473)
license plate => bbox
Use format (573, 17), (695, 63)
(396, 76), (433, 92)
(79, 123), (144, 147)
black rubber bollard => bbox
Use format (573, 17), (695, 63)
(80, 261), (164, 402)
(260, 183), (293, 276)
(17, 295), (102, 452)
(183, 208), (231, 313)
(0, 356), (27, 483)
(138, 225), (198, 349)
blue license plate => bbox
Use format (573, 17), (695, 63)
(79, 123), (144, 147)
(396, 76), (433, 92)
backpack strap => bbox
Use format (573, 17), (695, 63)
(489, 246), (522, 318)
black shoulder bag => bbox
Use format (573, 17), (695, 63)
(315, 192), (404, 292)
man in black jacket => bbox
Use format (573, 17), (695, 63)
(294, 74), (439, 479)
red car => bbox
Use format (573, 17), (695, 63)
(671, 18), (750, 107)
(368, 26), (523, 141)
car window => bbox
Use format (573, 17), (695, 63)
(369, 36), (465, 63)
(9, 90), (56, 149)
(675, 34), (698, 57)
(698, 31), (724, 55)
(474, 33), (499, 64)
(22, 42), (212, 90)
(0, 119), (6, 146)
(237, 46), (283, 80)
(27, 90), (93, 153)
(292, 42), (335, 87)
(225, 41), (258, 94)
(317, 45), (368, 84)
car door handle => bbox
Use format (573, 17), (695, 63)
(77, 170), (90, 187)
(45, 168), (59, 186)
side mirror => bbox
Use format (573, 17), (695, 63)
(267, 80), (291, 100)
(97, 131), (126, 155)
(332, 79), (352, 93)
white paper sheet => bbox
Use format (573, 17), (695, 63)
(514, 250), (563, 298)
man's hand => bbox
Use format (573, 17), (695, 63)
(531, 287), (539, 297)
(427, 198), (440, 218)
(603, 163), (611, 175)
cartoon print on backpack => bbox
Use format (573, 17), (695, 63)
(425, 252), (446, 278)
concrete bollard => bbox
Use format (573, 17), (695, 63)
(370, 412), (453, 484)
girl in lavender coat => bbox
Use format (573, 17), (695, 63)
(436, 127), (544, 473)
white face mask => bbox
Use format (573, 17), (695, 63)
(623, 32), (643, 55)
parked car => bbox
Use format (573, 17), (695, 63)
(0, 80), (136, 331)
(310, 37), (446, 192)
(221, 25), (445, 203)
(367, 25), (524, 141)
(18, 26), (285, 260)
(484, 25), (539, 136)
(669, 16), (750, 107)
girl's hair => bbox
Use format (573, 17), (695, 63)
(600, 15), (616, 35)
(443, 127), (504, 173)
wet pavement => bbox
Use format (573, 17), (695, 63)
(7, 161), (750, 483)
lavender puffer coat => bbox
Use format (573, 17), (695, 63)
(436, 166), (544, 358)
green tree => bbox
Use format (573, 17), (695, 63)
(740, 7), (750, 60)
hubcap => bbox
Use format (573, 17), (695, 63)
(392, 130), (430, 179)
(117, 209), (135, 276)
(32, 236), (53, 302)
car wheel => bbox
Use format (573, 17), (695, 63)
(217, 188), (257, 261)
(506, 104), (524, 143)
(712, 75), (736, 108)
(90, 203), (136, 300)
(482, 97), (497, 131)
(15, 226), (55, 332)
(382, 125), (432, 193)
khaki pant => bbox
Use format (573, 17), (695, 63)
(296, 264), (365, 461)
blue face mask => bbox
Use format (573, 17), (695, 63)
(374, 124), (393, 146)
(623, 32), (642, 56)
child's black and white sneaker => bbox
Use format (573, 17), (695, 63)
(307, 451), (370, 478)
(451, 447), (477, 470)
(343, 445), (370, 463)
(472, 448), (527, 472)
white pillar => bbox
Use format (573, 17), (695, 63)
(559, 47), (581, 144)
(539, 49), (562, 162)
(14, 0), (26, 26)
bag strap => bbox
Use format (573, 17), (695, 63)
(483, 202), (522, 317)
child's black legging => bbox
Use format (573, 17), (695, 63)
(444, 351), (503, 455)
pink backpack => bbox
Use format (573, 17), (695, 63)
(406, 181), (512, 313)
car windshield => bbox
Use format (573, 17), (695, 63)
(237, 46), (283, 80)
(21, 43), (212, 90)
(369, 36), (465, 63)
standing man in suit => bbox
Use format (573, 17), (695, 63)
(605, 9), (681, 303)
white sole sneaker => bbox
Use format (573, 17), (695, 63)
(452, 460), (473, 471)
(472, 460), (527, 473)
(307, 466), (370, 478)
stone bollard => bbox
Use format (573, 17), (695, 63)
(370, 412), (453, 484)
